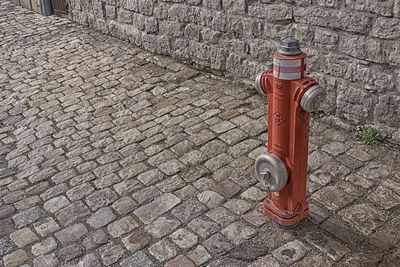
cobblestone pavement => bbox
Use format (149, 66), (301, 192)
(1, 1), (400, 267)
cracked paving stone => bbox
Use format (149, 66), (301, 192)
(171, 198), (208, 224)
(169, 228), (198, 249)
(272, 240), (308, 265)
(120, 251), (155, 267)
(148, 239), (177, 263)
(134, 193), (181, 224)
(108, 216), (139, 238)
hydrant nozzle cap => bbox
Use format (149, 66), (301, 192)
(278, 38), (302, 56)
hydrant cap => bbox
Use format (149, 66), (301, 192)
(278, 38), (302, 56)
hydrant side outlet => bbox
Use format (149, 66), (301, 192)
(255, 38), (326, 228)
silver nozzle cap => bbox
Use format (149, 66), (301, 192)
(278, 38), (302, 56)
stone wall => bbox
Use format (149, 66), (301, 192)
(68, 0), (400, 129)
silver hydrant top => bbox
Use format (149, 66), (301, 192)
(278, 38), (302, 56)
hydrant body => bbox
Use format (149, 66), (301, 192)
(255, 39), (326, 228)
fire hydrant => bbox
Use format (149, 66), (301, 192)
(255, 38), (326, 228)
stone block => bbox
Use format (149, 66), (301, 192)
(345, 0), (394, 16)
(294, 7), (372, 33)
(372, 17), (400, 39)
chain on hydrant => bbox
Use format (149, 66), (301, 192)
(255, 38), (326, 229)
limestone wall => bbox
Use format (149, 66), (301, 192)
(69, 0), (400, 129)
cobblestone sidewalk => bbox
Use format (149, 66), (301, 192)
(1, 1), (400, 266)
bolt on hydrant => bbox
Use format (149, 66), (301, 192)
(255, 38), (326, 229)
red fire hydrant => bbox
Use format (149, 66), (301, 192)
(255, 38), (326, 228)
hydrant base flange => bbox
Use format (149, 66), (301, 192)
(263, 193), (310, 227)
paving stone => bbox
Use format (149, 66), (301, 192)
(85, 188), (119, 211)
(369, 214), (400, 250)
(112, 196), (137, 215)
(321, 141), (350, 156)
(148, 239), (177, 262)
(203, 233), (234, 256)
(241, 186), (265, 201)
(31, 237), (58, 256)
(82, 229), (109, 251)
(214, 179), (241, 198)
(165, 255), (195, 267)
(294, 253), (334, 267)
(3, 249), (29, 267)
(55, 201), (91, 226)
(0, 205), (16, 220)
(204, 153), (233, 171)
(308, 151), (332, 171)
(159, 159), (185, 175)
(339, 203), (388, 236)
(0, 218), (15, 236)
(221, 221), (256, 246)
(119, 251), (155, 267)
(10, 227), (39, 247)
(134, 193), (181, 224)
(243, 210), (268, 226)
(66, 183), (95, 201)
(44, 195), (70, 213)
(77, 253), (101, 267)
(304, 232), (349, 262)
(55, 223), (88, 245)
(311, 185), (355, 211)
(169, 228), (198, 249)
(114, 179), (143, 196)
(219, 128), (247, 145)
(132, 186), (162, 204)
(206, 206), (236, 227)
(248, 255), (280, 267)
(137, 169), (165, 186)
(320, 217), (365, 246)
(187, 245), (212, 266)
(122, 228), (152, 252)
(171, 198), (208, 224)
(33, 217), (60, 237)
(367, 185), (400, 210)
(0, 237), (14, 256)
(144, 216), (180, 239)
(108, 216), (139, 238)
(197, 190), (225, 208)
(87, 207), (117, 229)
(223, 198), (252, 214)
(337, 154), (364, 170)
(12, 206), (46, 228)
(272, 240), (308, 265)
(99, 242), (126, 266)
(33, 253), (59, 267)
